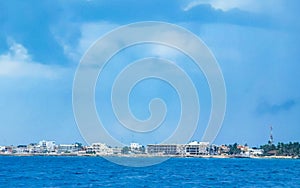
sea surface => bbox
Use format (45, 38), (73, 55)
(0, 156), (299, 187)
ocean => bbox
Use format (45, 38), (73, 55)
(0, 156), (299, 187)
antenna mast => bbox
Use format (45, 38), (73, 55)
(269, 125), (273, 145)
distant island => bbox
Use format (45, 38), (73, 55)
(1, 140), (299, 159)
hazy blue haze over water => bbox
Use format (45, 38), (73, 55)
(0, 156), (299, 187)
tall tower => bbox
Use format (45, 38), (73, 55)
(269, 125), (273, 145)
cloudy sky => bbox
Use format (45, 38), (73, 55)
(0, 0), (299, 146)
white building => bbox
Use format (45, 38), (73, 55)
(0, 146), (5, 153)
(58, 144), (77, 153)
(39, 140), (56, 152)
(147, 144), (183, 155)
(248, 148), (263, 156)
(27, 143), (40, 153)
(91, 143), (113, 155)
(185, 141), (210, 155)
(130, 143), (142, 150)
(15, 145), (28, 154)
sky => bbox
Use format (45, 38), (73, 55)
(0, 0), (299, 147)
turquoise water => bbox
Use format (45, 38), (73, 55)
(0, 156), (299, 187)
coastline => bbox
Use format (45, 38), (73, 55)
(0, 153), (299, 159)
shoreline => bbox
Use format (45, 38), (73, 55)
(0, 153), (299, 159)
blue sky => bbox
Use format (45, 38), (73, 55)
(0, 0), (299, 146)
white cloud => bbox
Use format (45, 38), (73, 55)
(0, 40), (65, 79)
(53, 22), (119, 63)
(183, 0), (280, 13)
(78, 22), (119, 54)
(148, 45), (181, 60)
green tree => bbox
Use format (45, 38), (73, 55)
(75, 142), (83, 149)
(260, 144), (276, 155)
(121, 146), (130, 154)
(139, 146), (146, 153)
(228, 143), (241, 155)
